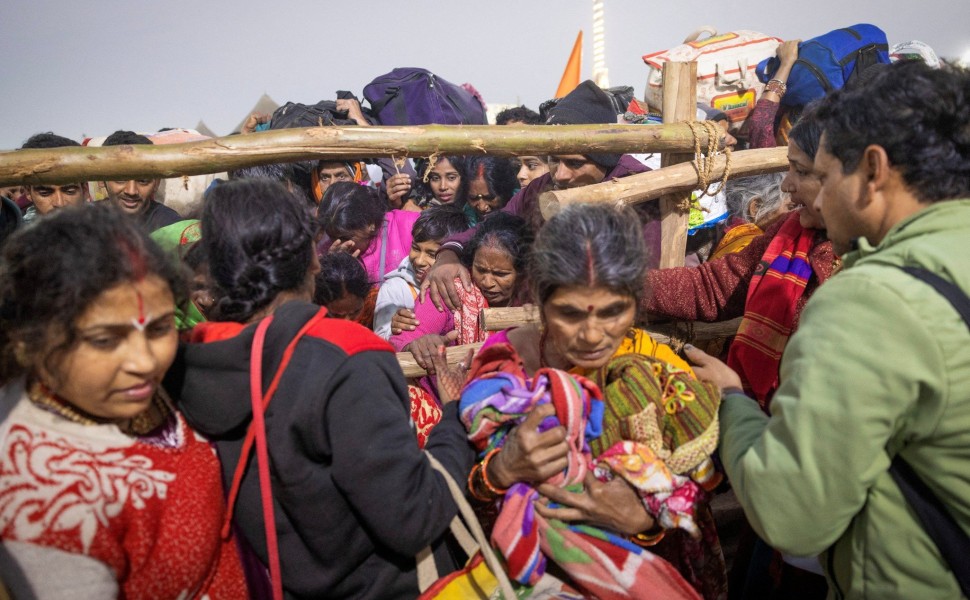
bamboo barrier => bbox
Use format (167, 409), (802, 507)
(396, 315), (743, 377)
(0, 123), (722, 187)
(397, 342), (485, 379)
(658, 62), (698, 269)
(480, 306), (741, 339)
(538, 147), (789, 218)
(479, 306), (540, 331)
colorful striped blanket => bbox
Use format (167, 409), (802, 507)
(459, 343), (700, 599)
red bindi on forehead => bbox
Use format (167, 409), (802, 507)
(135, 289), (146, 326)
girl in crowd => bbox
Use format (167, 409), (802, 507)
(462, 156), (519, 225)
(0, 204), (246, 598)
(314, 252), (371, 321)
(412, 156), (467, 209)
(456, 203), (726, 599)
(390, 212), (532, 372)
(170, 179), (474, 599)
(513, 155), (550, 189)
(316, 181), (420, 286)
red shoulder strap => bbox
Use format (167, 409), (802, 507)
(222, 307), (327, 600)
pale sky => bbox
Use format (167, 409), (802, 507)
(2, 0), (968, 150)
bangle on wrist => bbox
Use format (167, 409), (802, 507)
(722, 386), (746, 396)
(467, 462), (493, 502)
(630, 527), (666, 547)
(765, 79), (787, 97)
(480, 448), (509, 496)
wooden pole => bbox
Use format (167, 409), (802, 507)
(397, 342), (485, 379)
(480, 306), (740, 339)
(399, 314), (743, 376)
(658, 62), (698, 269)
(539, 147), (788, 218)
(479, 306), (540, 332)
(0, 123), (719, 186)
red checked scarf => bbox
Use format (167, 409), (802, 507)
(727, 216), (816, 411)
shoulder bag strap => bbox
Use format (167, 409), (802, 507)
(221, 307), (328, 600)
(890, 266), (970, 596)
(417, 452), (517, 599)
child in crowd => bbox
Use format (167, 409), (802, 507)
(314, 252), (371, 320)
(373, 204), (468, 339)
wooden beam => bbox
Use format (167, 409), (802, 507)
(480, 306), (741, 340)
(397, 342), (485, 379)
(396, 316), (743, 377)
(0, 123), (720, 186)
(658, 62), (698, 269)
(479, 306), (541, 332)
(538, 147), (788, 218)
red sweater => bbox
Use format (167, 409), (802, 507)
(0, 391), (246, 599)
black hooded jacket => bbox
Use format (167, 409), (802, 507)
(165, 300), (475, 599)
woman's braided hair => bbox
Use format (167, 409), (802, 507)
(202, 179), (315, 323)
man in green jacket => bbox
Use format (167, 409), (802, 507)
(688, 60), (970, 599)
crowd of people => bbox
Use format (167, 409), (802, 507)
(0, 40), (968, 600)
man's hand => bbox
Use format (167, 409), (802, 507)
(684, 344), (743, 393)
(335, 98), (369, 126)
(241, 112), (270, 134)
(420, 248), (471, 311)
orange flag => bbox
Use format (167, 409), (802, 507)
(555, 31), (583, 98)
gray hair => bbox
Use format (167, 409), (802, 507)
(529, 203), (646, 305)
(724, 173), (787, 227)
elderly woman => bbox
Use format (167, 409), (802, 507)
(457, 203), (727, 599)
(0, 204), (246, 598)
(170, 179), (474, 599)
(709, 172), (792, 260)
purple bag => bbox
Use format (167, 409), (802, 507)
(363, 68), (487, 126)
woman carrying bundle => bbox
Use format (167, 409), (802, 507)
(449, 203), (727, 599)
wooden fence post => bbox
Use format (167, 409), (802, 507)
(658, 62), (698, 269)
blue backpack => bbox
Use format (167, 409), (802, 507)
(757, 24), (890, 107)
(363, 68), (487, 126)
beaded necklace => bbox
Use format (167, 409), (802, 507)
(27, 379), (172, 436)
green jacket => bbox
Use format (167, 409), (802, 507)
(720, 200), (970, 599)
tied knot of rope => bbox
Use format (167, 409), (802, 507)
(420, 151), (441, 183)
(686, 120), (732, 204)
